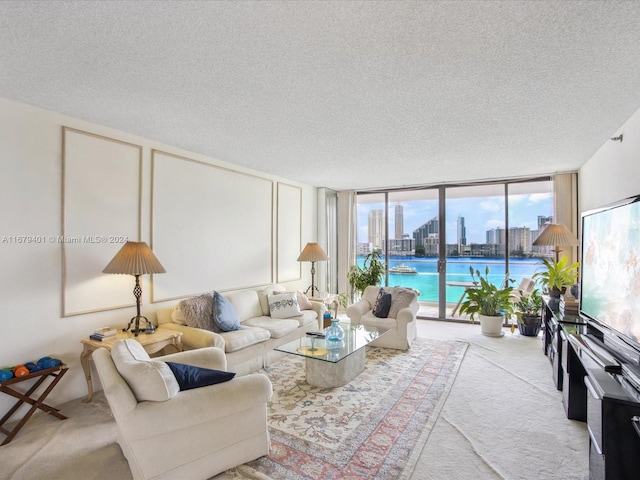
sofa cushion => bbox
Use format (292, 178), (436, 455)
(242, 316), (299, 339)
(274, 290), (313, 310)
(257, 284), (286, 315)
(373, 288), (392, 318)
(268, 292), (302, 318)
(360, 310), (399, 329)
(180, 293), (218, 332)
(165, 362), (235, 390)
(213, 291), (242, 332)
(387, 287), (418, 318)
(291, 310), (318, 328)
(218, 327), (271, 353)
(225, 289), (263, 322)
(111, 339), (180, 402)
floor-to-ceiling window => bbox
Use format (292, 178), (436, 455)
(354, 178), (553, 320)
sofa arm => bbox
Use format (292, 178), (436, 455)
(157, 347), (227, 371)
(157, 324), (225, 350)
(119, 373), (273, 440)
(308, 300), (326, 328)
(346, 299), (372, 324)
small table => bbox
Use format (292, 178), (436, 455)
(308, 294), (340, 326)
(80, 330), (183, 402)
(446, 281), (475, 316)
(0, 364), (68, 445)
(275, 323), (388, 388)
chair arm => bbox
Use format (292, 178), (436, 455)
(346, 299), (372, 324)
(308, 300), (327, 328)
(157, 324), (225, 350)
(396, 302), (419, 326)
(157, 347), (227, 371)
(119, 373), (273, 440)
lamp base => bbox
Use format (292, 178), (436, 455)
(124, 315), (155, 336)
(304, 285), (322, 297)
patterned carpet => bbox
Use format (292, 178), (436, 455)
(236, 338), (468, 480)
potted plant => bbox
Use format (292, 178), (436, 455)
(458, 266), (514, 337)
(514, 288), (543, 336)
(532, 257), (580, 298)
(347, 250), (385, 300)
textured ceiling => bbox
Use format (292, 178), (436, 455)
(2, 1), (640, 191)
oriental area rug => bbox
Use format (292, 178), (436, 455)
(232, 338), (468, 480)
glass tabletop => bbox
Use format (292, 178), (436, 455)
(275, 322), (388, 363)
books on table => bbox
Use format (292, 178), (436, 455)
(90, 327), (118, 342)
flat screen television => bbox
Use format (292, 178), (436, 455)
(580, 194), (640, 365)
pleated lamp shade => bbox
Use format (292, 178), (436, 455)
(297, 242), (329, 262)
(102, 241), (166, 275)
(532, 224), (579, 248)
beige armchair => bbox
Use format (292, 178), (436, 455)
(92, 341), (272, 480)
(346, 285), (419, 350)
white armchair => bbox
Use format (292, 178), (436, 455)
(92, 341), (273, 480)
(346, 285), (419, 350)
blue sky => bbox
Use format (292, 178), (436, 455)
(357, 192), (553, 244)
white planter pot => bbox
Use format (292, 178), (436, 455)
(478, 314), (505, 337)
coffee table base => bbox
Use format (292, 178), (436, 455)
(305, 347), (365, 388)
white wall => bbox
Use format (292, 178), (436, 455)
(0, 98), (318, 410)
(579, 106), (640, 213)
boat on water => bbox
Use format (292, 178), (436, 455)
(389, 264), (418, 274)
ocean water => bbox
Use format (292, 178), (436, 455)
(357, 255), (544, 303)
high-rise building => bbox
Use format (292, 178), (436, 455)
(395, 204), (404, 239)
(457, 216), (467, 249)
(413, 216), (439, 253)
(368, 209), (384, 251)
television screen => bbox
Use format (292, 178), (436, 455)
(580, 195), (640, 348)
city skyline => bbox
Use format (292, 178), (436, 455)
(357, 192), (553, 246)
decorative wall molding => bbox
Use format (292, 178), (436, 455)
(276, 182), (302, 283)
(151, 150), (274, 302)
(61, 127), (142, 316)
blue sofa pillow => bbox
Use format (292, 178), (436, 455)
(212, 291), (242, 332)
(165, 362), (235, 391)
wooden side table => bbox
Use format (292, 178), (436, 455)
(0, 364), (68, 445)
(80, 330), (183, 402)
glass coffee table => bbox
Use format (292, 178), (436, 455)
(275, 322), (388, 388)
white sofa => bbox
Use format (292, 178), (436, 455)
(92, 341), (272, 480)
(346, 285), (419, 350)
(156, 284), (325, 374)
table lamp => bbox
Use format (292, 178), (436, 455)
(297, 242), (328, 296)
(532, 223), (579, 262)
(103, 241), (166, 336)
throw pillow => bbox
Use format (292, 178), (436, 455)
(110, 339), (180, 402)
(296, 291), (314, 310)
(388, 287), (418, 318)
(213, 291), (242, 332)
(373, 287), (392, 318)
(179, 293), (218, 332)
(273, 290), (313, 311)
(268, 292), (302, 318)
(165, 362), (235, 391)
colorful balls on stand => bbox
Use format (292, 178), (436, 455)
(24, 362), (42, 372)
(37, 357), (62, 369)
(13, 365), (29, 377)
(0, 369), (13, 381)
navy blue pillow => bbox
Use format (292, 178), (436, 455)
(373, 288), (392, 318)
(212, 291), (242, 332)
(165, 362), (235, 391)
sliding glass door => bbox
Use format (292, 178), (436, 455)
(354, 178), (553, 320)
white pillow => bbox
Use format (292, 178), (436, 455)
(170, 304), (187, 325)
(268, 292), (302, 318)
(110, 339), (179, 402)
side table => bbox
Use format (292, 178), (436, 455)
(0, 364), (68, 445)
(308, 294), (340, 327)
(80, 330), (183, 402)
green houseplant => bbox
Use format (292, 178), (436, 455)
(458, 266), (514, 337)
(347, 251), (385, 298)
(514, 288), (543, 336)
(532, 257), (580, 298)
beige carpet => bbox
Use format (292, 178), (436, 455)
(0, 320), (588, 480)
